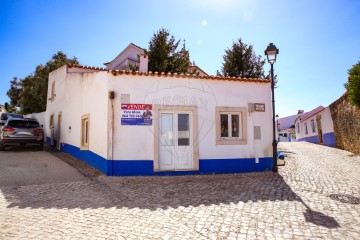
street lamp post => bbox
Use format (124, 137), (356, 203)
(265, 43), (279, 173)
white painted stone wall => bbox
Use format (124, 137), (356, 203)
(47, 66), (273, 162)
(46, 66), (109, 158)
(108, 75), (273, 161)
(295, 107), (334, 140)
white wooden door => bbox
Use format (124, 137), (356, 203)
(159, 112), (193, 170)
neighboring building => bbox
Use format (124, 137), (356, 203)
(188, 64), (208, 77)
(294, 106), (336, 147)
(0, 105), (6, 114)
(104, 43), (208, 76)
(277, 113), (301, 142)
(104, 43), (148, 72)
(45, 63), (274, 176)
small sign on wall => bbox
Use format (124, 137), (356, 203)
(254, 103), (265, 112)
(121, 104), (152, 125)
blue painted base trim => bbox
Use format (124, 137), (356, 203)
(323, 132), (336, 147)
(111, 157), (273, 176)
(56, 142), (273, 176)
(298, 132), (336, 147)
(299, 135), (319, 144)
(46, 137), (57, 148)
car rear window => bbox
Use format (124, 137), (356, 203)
(1, 113), (23, 120)
(8, 120), (40, 128)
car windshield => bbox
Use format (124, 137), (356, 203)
(1, 113), (23, 120)
(8, 120), (40, 128)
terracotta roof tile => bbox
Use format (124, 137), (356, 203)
(296, 105), (325, 123)
(67, 64), (271, 83)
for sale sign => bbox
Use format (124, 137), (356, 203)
(121, 104), (152, 125)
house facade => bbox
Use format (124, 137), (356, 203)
(45, 64), (274, 176)
(277, 113), (301, 142)
(294, 106), (336, 147)
(0, 105), (6, 114)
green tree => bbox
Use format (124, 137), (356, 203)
(9, 51), (79, 114)
(4, 102), (15, 112)
(219, 38), (278, 84)
(347, 60), (360, 107)
(220, 39), (266, 78)
(6, 77), (22, 108)
(148, 28), (190, 73)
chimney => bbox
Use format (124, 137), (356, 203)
(297, 110), (304, 114)
(139, 53), (148, 73)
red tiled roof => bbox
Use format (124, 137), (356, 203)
(67, 64), (271, 84)
(67, 64), (107, 71)
(296, 105), (325, 123)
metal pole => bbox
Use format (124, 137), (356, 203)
(271, 63), (278, 172)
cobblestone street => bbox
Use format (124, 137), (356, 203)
(1, 142), (360, 239)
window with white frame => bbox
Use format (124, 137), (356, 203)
(216, 107), (247, 145)
(81, 114), (90, 150)
(220, 113), (242, 138)
(311, 119), (316, 133)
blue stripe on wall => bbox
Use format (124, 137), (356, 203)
(298, 132), (336, 147)
(300, 135), (319, 144)
(323, 132), (336, 147)
(46, 137), (57, 148)
(55, 142), (273, 176)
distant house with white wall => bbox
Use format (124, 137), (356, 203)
(45, 59), (274, 176)
(277, 112), (302, 142)
(104, 43), (148, 72)
(188, 64), (208, 77)
(294, 106), (336, 147)
(104, 43), (208, 76)
(0, 105), (6, 114)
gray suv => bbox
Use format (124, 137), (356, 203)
(0, 118), (44, 151)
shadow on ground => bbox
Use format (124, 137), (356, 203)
(0, 149), (339, 229)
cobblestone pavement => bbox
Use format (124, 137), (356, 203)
(1, 142), (360, 239)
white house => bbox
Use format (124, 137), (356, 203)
(294, 106), (336, 147)
(104, 43), (148, 72)
(277, 113), (301, 142)
(0, 105), (6, 114)
(45, 63), (274, 176)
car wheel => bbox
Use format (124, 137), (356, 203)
(0, 142), (5, 151)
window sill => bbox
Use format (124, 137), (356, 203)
(216, 139), (247, 145)
(80, 145), (89, 150)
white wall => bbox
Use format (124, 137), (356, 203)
(320, 107), (335, 134)
(295, 107), (334, 140)
(108, 74), (273, 161)
(106, 44), (143, 70)
(25, 112), (46, 135)
(47, 67), (273, 162)
(46, 66), (109, 159)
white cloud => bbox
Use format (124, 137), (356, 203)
(201, 19), (207, 27)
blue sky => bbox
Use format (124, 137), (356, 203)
(1, 0), (359, 117)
